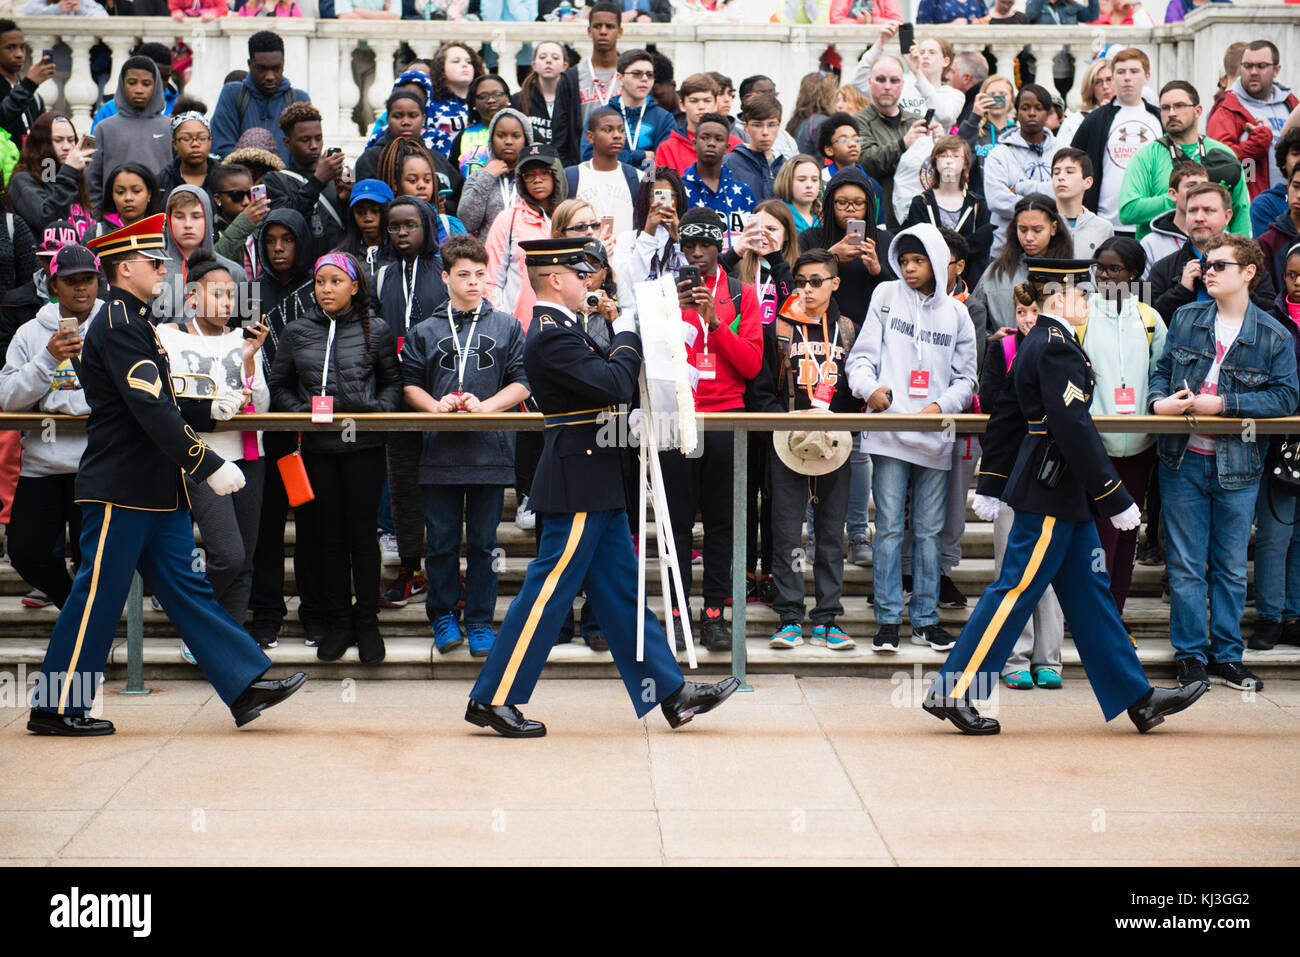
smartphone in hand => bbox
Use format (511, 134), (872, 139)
(898, 22), (914, 55)
(678, 265), (702, 288)
(845, 219), (867, 245)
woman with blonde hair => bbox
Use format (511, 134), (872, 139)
(1057, 58), (1115, 144)
(774, 154), (823, 233)
(834, 84), (870, 116)
(957, 74), (1016, 169)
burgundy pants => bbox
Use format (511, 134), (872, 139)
(1094, 446), (1157, 617)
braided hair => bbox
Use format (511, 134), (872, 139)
(378, 136), (439, 200)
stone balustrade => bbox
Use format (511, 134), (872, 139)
(15, 6), (1299, 156)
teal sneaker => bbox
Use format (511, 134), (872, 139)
(769, 622), (803, 649)
(432, 613), (464, 654)
(1002, 670), (1033, 690)
(1034, 667), (1063, 689)
(812, 623), (856, 650)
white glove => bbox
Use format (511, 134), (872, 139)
(205, 461), (246, 497)
(1110, 502), (1141, 531)
(628, 408), (647, 444)
(210, 390), (244, 421)
(971, 494), (1002, 522)
(612, 310), (638, 336)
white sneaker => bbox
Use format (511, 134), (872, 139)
(515, 496), (536, 530)
(180, 642), (196, 665)
(379, 532), (400, 567)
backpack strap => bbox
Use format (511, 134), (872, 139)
(1137, 301), (1156, 353)
(726, 274), (743, 332)
(376, 263), (389, 298)
(774, 316), (796, 412)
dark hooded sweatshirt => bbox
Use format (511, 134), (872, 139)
(374, 197), (450, 354)
(263, 157), (348, 263)
(85, 60), (172, 213)
(797, 167), (895, 321)
(255, 208), (316, 379)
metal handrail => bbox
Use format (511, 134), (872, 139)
(12, 410), (1285, 692)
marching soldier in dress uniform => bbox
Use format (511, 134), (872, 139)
(923, 258), (1208, 735)
(27, 214), (306, 736)
(466, 237), (741, 738)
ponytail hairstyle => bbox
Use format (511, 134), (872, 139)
(992, 194), (1072, 279)
(378, 136), (439, 199)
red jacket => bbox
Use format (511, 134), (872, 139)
(682, 268), (763, 412)
(653, 127), (743, 176)
(1206, 89), (1300, 199)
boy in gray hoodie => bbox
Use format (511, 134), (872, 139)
(846, 223), (977, 654)
(0, 244), (103, 609)
(155, 185), (249, 324)
(86, 57), (171, 214)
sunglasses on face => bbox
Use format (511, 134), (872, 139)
(219, 189), (250, 203)
(1202, 260), (1245, 273)
(564, 222), (601, 234)
(793, 276), (831, 288)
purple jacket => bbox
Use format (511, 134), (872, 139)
(1163, 0), (1231, 22)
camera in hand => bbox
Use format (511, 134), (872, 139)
(584, 291), (602, 310)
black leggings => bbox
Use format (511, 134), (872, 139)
(8, 473), (81, 608)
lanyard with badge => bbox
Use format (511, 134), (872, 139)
(1113, 304), (1137, 413)
(755, 261), (776, 324)
(906, 311), (930, 400)
(624, 102), (647, 152)
(696, 269), (725, 380)
(796, 315), (840, 410)
(448, 300), (482, 402)
(312, 318), (336, 423)
(498, 176), (516, 212)
(396, 258), (419, 357)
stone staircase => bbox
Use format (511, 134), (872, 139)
(2, 489), (1297, 681)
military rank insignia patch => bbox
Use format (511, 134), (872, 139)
(125, 359), (162, 398)
(1062, 381), (1086, 406)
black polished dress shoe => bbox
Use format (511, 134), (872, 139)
(922, 690), (1001, 735)
(465, 700), (546, 737)
(231, 672), (307, 728)
(660, 676), (741, 729)
(1127, 680), (1207, 733)
(27, 709), (115, 736)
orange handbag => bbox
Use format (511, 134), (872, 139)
(276, 432), (315, 507)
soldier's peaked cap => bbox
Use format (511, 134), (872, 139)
(86, 212), (170, 261)
(1024, 257), (1093, 287)
(520, 238), (599, 273)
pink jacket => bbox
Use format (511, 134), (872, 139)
(485, 199), (553, 327)
(236, 0), (303, 14)
(169, 0), (228, 14)
(828, 0), (903, 22)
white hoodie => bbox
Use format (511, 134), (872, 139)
(0, 300), (102, 477)
(846, 223), (977, 471)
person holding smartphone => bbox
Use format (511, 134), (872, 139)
(610, 167), (687, 303)
(0, 244), (104, 610)
(157, 250), (269, 635)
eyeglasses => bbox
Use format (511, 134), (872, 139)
(832, 136), (860, 147)
(520, 168), (551, 179)
(1092, 262), (1129, 277)
(1203, 260), (1245, 273)
(475, 89), (508, 101)
(621, 70), (654, 81)
(793, 276), (831, 288)
(218, 189), (250, 203)
(747, 121), (781, 132)
(120, 258), (166, 271)
(833, 198), (867, 210)
(386, 222), (420, 235)
(1159, 102), (1195, 113)
(175, 133), (211, 145)
(564, 221), (600, 234)
(1240, 61), (1277, 72)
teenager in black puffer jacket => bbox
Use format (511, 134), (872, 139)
(269, 252), (402, 665)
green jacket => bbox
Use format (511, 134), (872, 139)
(852, 103), (922, 231)
(214, 211), (258, 264)
(1117, 136), (1251, 241)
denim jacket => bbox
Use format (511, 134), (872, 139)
(1148, 300), (1299, 489)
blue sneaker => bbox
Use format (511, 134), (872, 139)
(432, 613), (464, 654)
(467, 624), (495, 658)
(769, 621), (803, 649)
(812, 623), (855, 650)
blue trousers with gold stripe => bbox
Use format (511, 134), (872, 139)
(470, 508), (684, 718)
(32, 502), (272, 716)
(932, 510), (1150, 721)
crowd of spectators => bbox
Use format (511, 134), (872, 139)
(1, 5), (1298, 693)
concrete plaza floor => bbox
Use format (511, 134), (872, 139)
(2, 675), (1298, 866)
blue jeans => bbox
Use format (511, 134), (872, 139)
(422, 484), (505, 627)
(847, 447), (872, 541)
(1160, 456), (1257, 664)
(871, 454), (947, 626)
(1254, 480), (1300, 623)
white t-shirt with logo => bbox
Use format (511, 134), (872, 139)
(575, 162), (635, 237)
(1187, 316), (1243, 455)
(1099, 104), (1161, 225)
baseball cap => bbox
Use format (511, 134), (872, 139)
(517, 143), (558, 174)
(49, 244), (102, 279)
(349, 178), (394, 207)
(38, 220), (80, 258)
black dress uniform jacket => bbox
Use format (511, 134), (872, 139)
(74, 287), (224, 510)
(525, 301), (641, 515)
(976, 313), (1134, 523)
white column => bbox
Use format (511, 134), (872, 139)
(337, 36), (361, 141)
(62, 33), (98, 133)
(367, 37), (400, 123)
